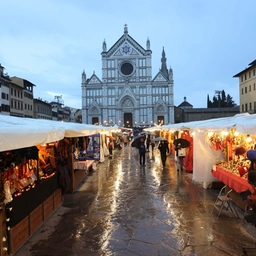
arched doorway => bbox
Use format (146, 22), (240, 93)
(124, 113), (132, 128)
(92, 117), (99, 125)
(158, 116), (164, 125)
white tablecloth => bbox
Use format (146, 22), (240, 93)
(73, 161), (88, 170)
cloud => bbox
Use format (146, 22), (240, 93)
(1, 0), (255, 110)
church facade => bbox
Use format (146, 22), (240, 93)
(81, 25), (174, 128)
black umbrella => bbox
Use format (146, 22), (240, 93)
(131, 135), (146, 147)
(173, 138), (190, 148)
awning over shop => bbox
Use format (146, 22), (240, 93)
(0, 115), (115, 152)
(144, 113), (255, 133)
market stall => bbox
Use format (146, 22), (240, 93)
(144, 113), (256, 192)
(0, 115), (113, 256)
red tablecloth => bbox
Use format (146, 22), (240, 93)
(212, 165), (254, 193)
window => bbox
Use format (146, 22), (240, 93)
(242, 104), (244, 112)
(107, 70), (115, 78)
(139, 68), (146, 76)
(254, 69), (256, 77)
(107, 60), (115, 68)
(152, 87), (168, 94)
(108, 109), (116, 124)
(249, 85), (251, 92)
(139, 97), (147, 105)
(107, 89), (115, 96)
(250, 102), (252, 110)
(139, 108), (147, 123)
(245, 74), (247, 80)
(254, 83), (256, 90)
(245, 103), (248, 112)
(139, 59), (146, 66)
(245, 87), (247, 93)
(118, 87), (124, 94)
(107, 97), (115, 106)
(139, 87), (147, 94)
(249, 71), (251, 79)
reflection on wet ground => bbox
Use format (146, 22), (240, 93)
(15, 144), (256, 256)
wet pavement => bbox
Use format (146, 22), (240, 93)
(15, 144), (256, 256)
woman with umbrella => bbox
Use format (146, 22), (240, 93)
(136, 137), (147, 166)
(173, 138), (190, 172)
(158, 139), (169, 167)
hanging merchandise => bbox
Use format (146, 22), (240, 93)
(85, 134), (100, 160)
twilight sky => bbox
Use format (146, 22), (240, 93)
(1, 0), (255, 109)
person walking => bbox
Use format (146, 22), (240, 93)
(151, 141), (155, 152)
(136, 137), (146, 166)
(146, 136), (151, 152)
(174, 142), (185, 171)
(108, 141), (113, 158)
(158, 140), (169, 167)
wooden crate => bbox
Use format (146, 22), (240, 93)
(54, 189), (63, 209)
(10, 216), (29, 253)
(29, 204), (43, 234)
(73, 169), (87, 190)
(43, 194), (54, 220)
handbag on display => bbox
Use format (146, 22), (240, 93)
(178, 148), (186, 158)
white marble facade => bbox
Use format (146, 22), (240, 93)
(82, 24), (174, 128)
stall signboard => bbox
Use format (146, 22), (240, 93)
(80, 134), (100, 160)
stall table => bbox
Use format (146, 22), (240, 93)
(212, 165), (254, 209)
(68, 160), (96, 192)
(212, 165), (254, 194)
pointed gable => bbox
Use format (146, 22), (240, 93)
(87, 73), (102, 85)
(113, 49), (123, 56)
(118, 86), (136, 106)
(105, 32), (150, 58)
(152, 71), (168, 82)
(88, 99), (101, 114)
(155, 98), (167, 113)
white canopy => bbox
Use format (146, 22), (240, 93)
(144, 113), (256, 185)
(0, 115), (114, 152)
(144, 113), (255, 134)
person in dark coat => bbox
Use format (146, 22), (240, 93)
(158, 140), (169, 167)
(146, 136), (151, 152)
(108, 141), (113, 156)
(151, 141), (155, 152)
(136, 137), (146, 166)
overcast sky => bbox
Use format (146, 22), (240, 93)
(1, 0), (255, 109)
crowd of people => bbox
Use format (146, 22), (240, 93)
(107, 131), (187, 171)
